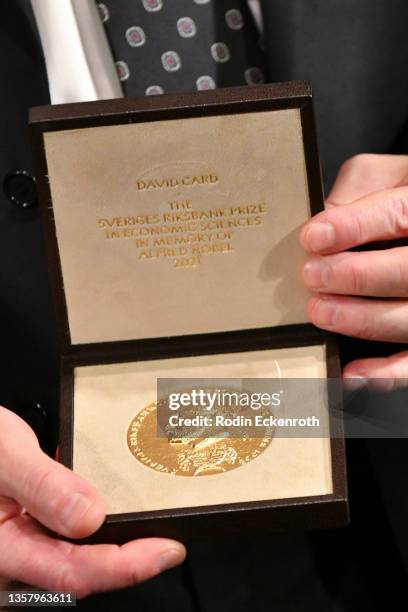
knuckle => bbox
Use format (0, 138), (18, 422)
(54, 565), (90, 599)
(348, 211), (365, 245)
(112, 553), (140, 586)
(356, 312), (376, 341)
(54, 544), (88, 595)
(396, 256), (408, 296)
(343, 258), (367, 294)
(387, 189), (408, 233)
(23, 465), (54, 504)
(340, 153), (377, 179)
(386, 368), (401, 389)
(101, 545), (140, 588)
(129, 564), (143, 586)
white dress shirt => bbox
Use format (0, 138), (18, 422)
(31, 0), (264, 105)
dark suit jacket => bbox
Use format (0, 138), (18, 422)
(0, 1), (407, 609)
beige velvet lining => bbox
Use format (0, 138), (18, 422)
(73, 345), (333, 515)
(44, 108), (311, 345)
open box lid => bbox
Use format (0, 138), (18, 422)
(30, 81), (324, 354)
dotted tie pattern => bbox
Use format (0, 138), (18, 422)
(97, 0), (269, 96)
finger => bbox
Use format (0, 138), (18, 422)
(302, 247), (408, 297)
(300, 186), (408, 254)
(0, 407), (105, 538)
(343, 350), (408, 391)
(327, 154), (408, 206)
(308, 294), (408, 342)
(0, 512), (186, 599)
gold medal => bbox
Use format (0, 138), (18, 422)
(127, 400), (273, 477)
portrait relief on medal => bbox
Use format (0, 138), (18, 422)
(127, 400), (274, 477)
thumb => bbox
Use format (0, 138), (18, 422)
(0, 407), (105, 538)
(327, 154), (408, 207)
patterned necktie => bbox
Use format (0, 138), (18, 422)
(96, 0), (268, 96)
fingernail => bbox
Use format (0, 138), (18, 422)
(304, 222), (336, 252)
(310, 296), (338, 327)
(159, 547), (186, 572)
(344, 376), (368, 392)
(59, 492), (94, 532)
(303, 259), (330, 289)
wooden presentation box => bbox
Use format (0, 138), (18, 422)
(30, 81), (348, 543)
